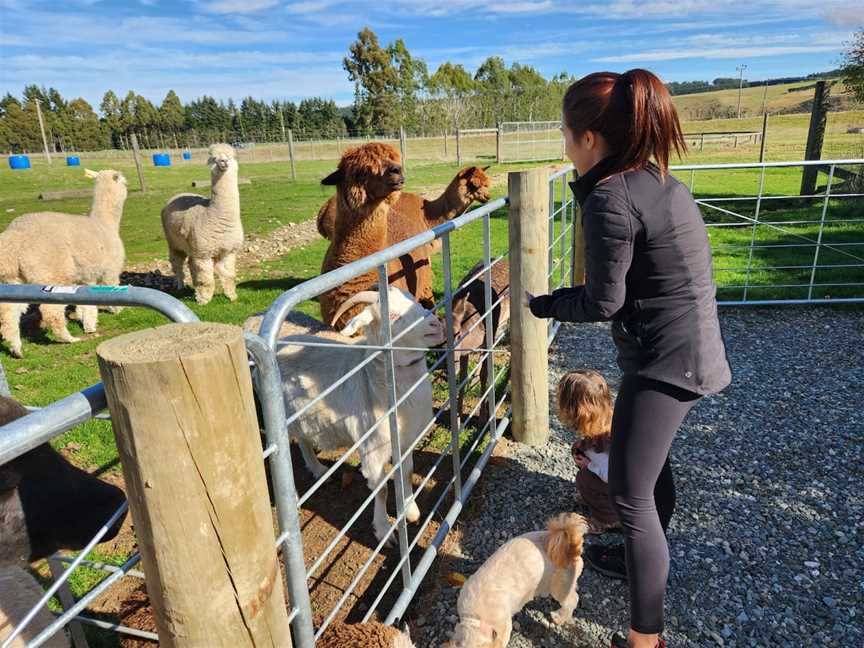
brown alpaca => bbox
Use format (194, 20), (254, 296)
(316, 166), (492, 309)
(452, 261), (511, 423)
(319, 143), (404, 330)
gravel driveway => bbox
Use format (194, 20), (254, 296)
(418, 306), (863, 648)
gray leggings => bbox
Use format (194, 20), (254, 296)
(608, 375), (700, 634)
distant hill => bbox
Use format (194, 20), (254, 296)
(672, 78), (859, 121)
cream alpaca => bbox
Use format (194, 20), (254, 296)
(443, 513), (588, 648)
(0, 169), (127, 358)
(161, 143), (243, 305)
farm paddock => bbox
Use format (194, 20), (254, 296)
(0, 120), (862, 646)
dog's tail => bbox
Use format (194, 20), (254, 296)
(546, 512), (588, 569)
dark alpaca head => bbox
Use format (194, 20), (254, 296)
(0, 396), (127, 566)
(321, 142), (405, 210)
(456, 165), (492, 204)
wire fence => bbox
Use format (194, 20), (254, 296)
(5, 115), (864, 169)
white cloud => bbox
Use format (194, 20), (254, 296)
(824, 6), (864, 26)
(284, 0), (338, 13)
(203, 0), (279, 14)
(594, 44), (843, 63)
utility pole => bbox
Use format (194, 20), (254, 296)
(761, 81), (769, 116)
(736, 64), (748, 119)
(34, 100), (52, 164)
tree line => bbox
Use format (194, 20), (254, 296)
(1, 26), (860, 154)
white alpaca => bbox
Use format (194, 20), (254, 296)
(0, 169), (127, 358)
(161, 143), (243, 305)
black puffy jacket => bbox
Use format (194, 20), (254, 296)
(530, 157), (731, 395)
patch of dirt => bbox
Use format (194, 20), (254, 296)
(87, 435), (489, 646)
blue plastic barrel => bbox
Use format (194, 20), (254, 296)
(66, 156), (81, 167)
(9, 155), (31, 170)
(182, 151), (192, 160)
(152, 153), (171, 167)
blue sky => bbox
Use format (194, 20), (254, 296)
(0, 0), (859, 110)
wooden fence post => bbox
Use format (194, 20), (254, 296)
(759, 112), (769, 163)
(456, 128), (462, 167)
(129, 134), (146, 193)
(96, 323), (293, 648)
(443, 130), (448, 160)
(800, 80), (831, 195)
(287, 129), (297, 181)
(508, 169), (550, 445)
(399, 125), (407, 170)
(570, 170), (586, 287)
(496, 123), (503, 164)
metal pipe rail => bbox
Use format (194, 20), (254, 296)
(0, 284), (200, 648)
(557, 159), (864, 305)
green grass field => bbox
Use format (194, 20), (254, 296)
(1, 110), (862, 645)
(671, 78), (857, 121)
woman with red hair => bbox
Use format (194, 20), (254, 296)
(528, 69), (732, 648)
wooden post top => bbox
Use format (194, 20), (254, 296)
(97, 322), (241, 365)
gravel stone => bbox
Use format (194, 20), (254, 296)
(416, 307), (863, 647)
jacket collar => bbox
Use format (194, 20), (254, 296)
(569, 156), (621, 206)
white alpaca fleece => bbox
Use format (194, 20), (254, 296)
(161, 143), (243, 305)
(277, 287), (445, 543)
(0, 169), (128, 358)
(0, 567), (70, 648)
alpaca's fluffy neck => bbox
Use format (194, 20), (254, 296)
(424, 177), (473, 227)
(210, 165), (241, 223)
(331, 191), (391, 260)
(88, 189), (124, 230)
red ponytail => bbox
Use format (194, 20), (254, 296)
(562, 68), (686, 176)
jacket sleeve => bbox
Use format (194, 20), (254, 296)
(550, 191), (634, 323)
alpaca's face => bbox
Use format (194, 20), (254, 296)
(208, 144), (237, 174)
(93, 170), (128, 203)
(458, 166), (492, 204)
(323, 142), (405, 210)
(357, 158), (405, 203)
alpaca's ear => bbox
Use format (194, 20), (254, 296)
(340, 307), (376, 336)
(482, 165), (491, 171)
(84, 168), (99, 179)
(321, 169), (343, 185)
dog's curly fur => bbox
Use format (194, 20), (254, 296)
(319, 143), (404, 330)
(443, 513), (588, 647)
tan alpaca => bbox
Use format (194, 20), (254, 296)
(0, 169), (127, 358)
(319, 143), (405, 330)
(316, 166), (492, 309)
(318, 621), (415, 648)
(161, 143), (243, 305)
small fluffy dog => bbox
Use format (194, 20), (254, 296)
(443, 513), (588, 647)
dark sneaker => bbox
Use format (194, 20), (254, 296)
(585, 543), (628, 580)
(611, 633), (666, 648)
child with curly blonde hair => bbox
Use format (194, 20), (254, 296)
(557, 369), (621, 535)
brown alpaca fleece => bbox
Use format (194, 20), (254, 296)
(316, 166), (492, 309)
(317, 621), (415, 648)
(319, 143), (404, 330)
